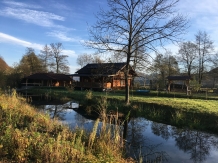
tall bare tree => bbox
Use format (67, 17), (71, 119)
(50, 43), (69, 74)
(150, 51), (179, 89)
(38, 44), (53, 72)
(166, 51), (179, 76)
(195, 31), (214, 84)
(77, 53), (93, 68)
(77, 53), (104, 68)
(87, 0), (188, 104)
(178, 41), (198, 76)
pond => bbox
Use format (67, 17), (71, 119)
(34, 101), (218, 163)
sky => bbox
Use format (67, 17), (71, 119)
(0, 0), (218, 74)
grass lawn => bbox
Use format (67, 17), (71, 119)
(64, 90), (218, 115)
(130, 96), (218, 115)
(26, 87), (218, 115)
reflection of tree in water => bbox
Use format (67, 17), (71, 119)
(150, 121), (218, 163)
(126, 118), (168, 162)
(151, 122), (171, 140)
(36, 102), (88, 130)
(40, 104), (69, 120)
(74, 112), (90, 128)
(126, 118), (148, 154)
(172, 128), (218, 163)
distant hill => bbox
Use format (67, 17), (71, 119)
(0, 57), (10, 71)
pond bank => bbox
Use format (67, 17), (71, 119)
(0, 92), (134, 163)
(34, 101), (218, 163)
(22, 88), (218, 134)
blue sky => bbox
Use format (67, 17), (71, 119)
(0, 0), (218, 73)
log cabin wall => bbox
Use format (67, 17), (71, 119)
(72, 63), (136, 90)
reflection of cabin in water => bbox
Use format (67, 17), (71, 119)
(21, 73), (72, 88)
(72, 63), (137, 91)
(166, 76), (192, 95)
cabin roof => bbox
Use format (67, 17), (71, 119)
(73, 62), (136, 76)
(167, 76), (192, 80)
(23, 73), (72, 81)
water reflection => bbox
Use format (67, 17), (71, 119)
(127, 119), (168, 162)
(36, 101), (79, 121)
(126, 119), (218, 163)
(35, 101), (94, 130)
(150, 122), (218, 163)
(35, 101), (218, 163)
(172, 128), (218, 163)
(151, 122), (171, 140)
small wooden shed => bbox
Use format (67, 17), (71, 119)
(166, 76), (192, 95)
(21, 73), (72, 88)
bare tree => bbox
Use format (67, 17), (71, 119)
(77, 53), (104, 68)
(166, 51), (179, 76)
(130, 33), (149, 71)
(93, 55), (104, 63)
(109, 51), (125, 63)
(195, 31), (214, 84)
(178, 41), (198, 76)
(150, 51), (179, 89)
(38, 44), (53, 72)
(50, 43), (69, 74)
(87, 0), (188, 104)
(77, 53), (93, 68)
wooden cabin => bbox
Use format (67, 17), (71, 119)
(21, 73), (72, 88)
(72, 63), (137, 91)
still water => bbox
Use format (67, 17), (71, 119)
(35, 101), (218, 163)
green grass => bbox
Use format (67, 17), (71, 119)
(129, 96), (218, 114)
(27, 87), (218, 114)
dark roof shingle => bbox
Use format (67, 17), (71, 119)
(75, 63), (126, 76)
(167, 76), (191, 80)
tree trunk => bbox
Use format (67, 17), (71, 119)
(125, 71), (130, 104)
(125, 59), (130, 105)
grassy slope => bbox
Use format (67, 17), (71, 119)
(130, 96), (218, 115)
(0, 92), (133, 163)
(66, 90), (218, 134)
(67, 90), (218, 115)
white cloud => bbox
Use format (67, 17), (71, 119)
(0, 0), (74, 31)
(2, 0), (42, 9)
(0, 7), (65, 28)
(176, 0), (218, 50)
(63, 50), (76, 57)
(69, 65), (80, 74)
(0, 32), (43, 50)
(178, 0), (218, 16)
(0, 32), (78, 58)
(50, 2), (71, 11)
(178, 0), (218, 30)
(47, 31), (78, 42)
